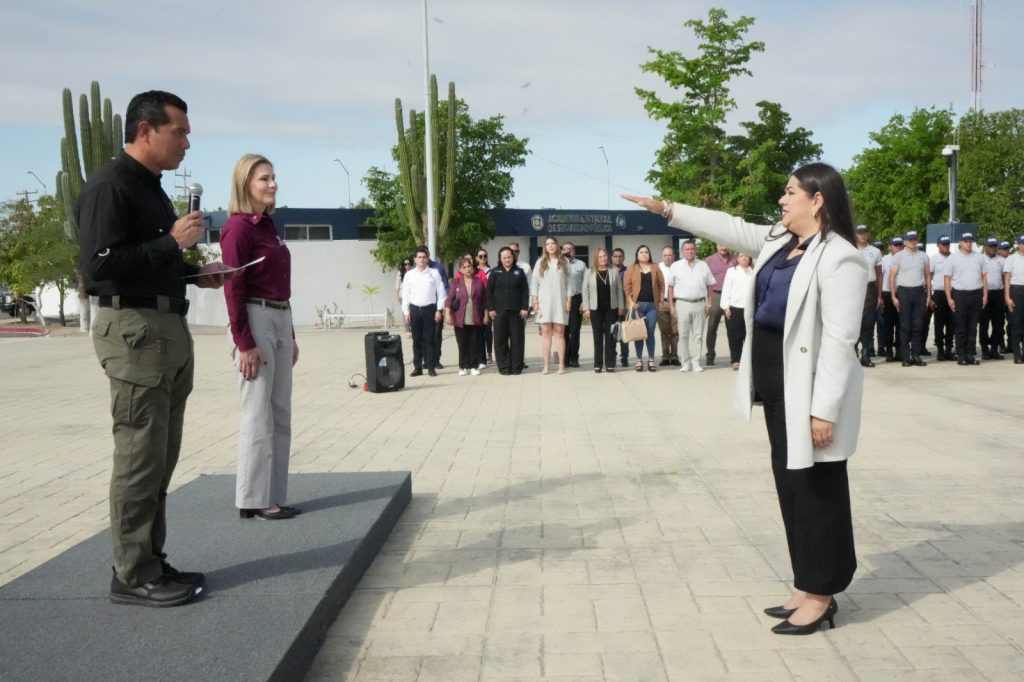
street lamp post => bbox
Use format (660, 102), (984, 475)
(942, 145), (960, 223)
(422, 0), (437, 257)
(26, 171), (46, 196)
(333, 158), (351, 208)
(598, 146), (609, 210)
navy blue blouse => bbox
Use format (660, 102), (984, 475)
(754, 234), (816, 331)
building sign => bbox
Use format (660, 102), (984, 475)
(537, 213), (628, 234)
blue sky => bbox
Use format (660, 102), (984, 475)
(2, 0), (1021, 212)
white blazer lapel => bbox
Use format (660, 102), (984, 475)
(784, 233), (828, 336)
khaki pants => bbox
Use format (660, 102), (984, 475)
(92, 306), (194, 586)
(675, 299), (707, 366)
(232, 304), (293, 509)
(657, 300), (679, 361)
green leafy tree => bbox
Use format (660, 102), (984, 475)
(367, 98), (529, 270)
(0, 196), (79, 324)
(636, 7), (765, 208)
(845, 108), (955, 243)
(957, 109), (1024, 240)
(725, 101), (822, 223)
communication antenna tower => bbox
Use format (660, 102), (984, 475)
(970, 0), (984, 111)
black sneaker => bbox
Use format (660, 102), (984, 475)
(110, 568), (198, 607)
(435, 363), (444, 369)
(410, 368), (423, 377)
(162, 561), (206, 589)
(428, 368), (438, 377)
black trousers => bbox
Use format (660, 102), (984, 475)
(952, 289), (983, 359)
(493, 310), (526, 373)
(724, 307), (746, 363)
(931, 291), (953, 353)
(859, 283), (878, 352)
(980, 293), (1006, 351)
(454, 325), (480, 370)
(566, 294), (583, 363)
(881, 294), (901, 356)
(589, 306), (617, 369)
(478, 319), (493, 361)
(1009, 286), (1024, 354)
(433, 316), (444, 364)
(896, 285), (926, 357)
(751, 325), (857, 595)
(619, 310), (630, 363)
(409, 304), (437, 370)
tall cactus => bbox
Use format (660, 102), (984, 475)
(395, 75), (456, 259)
(58, 81), (122, 240)
(57, 81), (122, 331)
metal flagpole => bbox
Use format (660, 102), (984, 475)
(422, 0), (436, 257)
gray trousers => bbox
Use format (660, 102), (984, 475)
(676, 299), (707, 365)
(92, 306), (194, 586)
(232, 304), (293, 509)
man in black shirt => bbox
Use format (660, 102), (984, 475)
(76, 90), (233, 608)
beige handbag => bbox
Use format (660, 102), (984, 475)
(620, 304), (648, 343)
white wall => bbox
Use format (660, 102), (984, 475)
(34, 240), (399, 328)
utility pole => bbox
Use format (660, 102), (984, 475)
(173, 167), (192, 201)
(15, 189), (38, 204)
(422, 0), (436, 257)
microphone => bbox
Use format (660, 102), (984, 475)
(187, 183), (203, 213)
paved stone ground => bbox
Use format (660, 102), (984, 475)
(1, 324), (1022, 681)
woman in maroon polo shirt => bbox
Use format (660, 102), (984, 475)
(221, 154), (299, 520)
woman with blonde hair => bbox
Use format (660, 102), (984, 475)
(221, 154), (299, 520)
(581, 248), (625, 372)
(530, 236), (572, 374)
(721, 252), (755, 370)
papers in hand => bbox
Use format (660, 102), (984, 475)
(182, 256), (265, 279)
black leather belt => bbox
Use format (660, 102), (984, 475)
(98, 295), (189, 315)
(676, 297), (706, 303)
(246, 297), (290, 310)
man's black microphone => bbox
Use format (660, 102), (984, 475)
(188, 183), (203, 213)
(186, 183), (203, 251)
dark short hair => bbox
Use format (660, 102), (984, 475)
(791, 162), (855, 246)
(612, 247), (625, 256)
(415, 246), (429, 257)
(124, 90), (188, 143)
(498, 246), (513, 259)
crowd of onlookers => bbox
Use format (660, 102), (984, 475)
(396, 228), (1024, 376)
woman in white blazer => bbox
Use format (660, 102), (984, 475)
(624, 163), (866, 636)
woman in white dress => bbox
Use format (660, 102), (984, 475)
(530, 236), (572, 374)
(721, 252), (755, 369)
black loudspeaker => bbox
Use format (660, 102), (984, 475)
(365, 331), (405, 393)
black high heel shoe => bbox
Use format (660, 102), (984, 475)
(239, 507), (297, 520)
(763, 605), (797, 620)
(771, 599), (837, 635)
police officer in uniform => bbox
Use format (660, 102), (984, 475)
(929, 235), (954, 360)
(980, 237), (1007, 359)
(77, 91), (233, 607)
(855, 225), (883, 367)
(880, 237), (903, 361)
(1004, 235), (1024, 364)
(944, 232), (987, 365)
(889, 230), (931, 366)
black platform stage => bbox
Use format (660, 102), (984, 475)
(0, 472), (411, 681)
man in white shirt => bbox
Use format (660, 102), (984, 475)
(929, 235), (955, 360)
(880, 237), (903, 362)
(509, 241), (532, 279)
(561, 242), (588, 367)
(889, 230), (931, 366)
(1004, 235), (1024, 364)
(657, 246), (680, 366)
(401, 247), (446, 376)
(980, 236), (1007, 359)
(855, 225), (883, 367)
(667, 240), (715, 372)
(944, 233), (987, 365)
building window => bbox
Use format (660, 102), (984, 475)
(283, 224), (332, 241)
(207, 228), (221, 244)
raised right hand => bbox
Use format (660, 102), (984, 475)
(171, 210), (204, 250)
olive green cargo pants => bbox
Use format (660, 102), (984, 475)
(92, 305), (194, 586)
